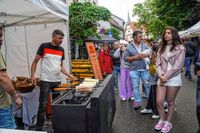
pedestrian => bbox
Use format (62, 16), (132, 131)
(154, 26), (185, 133)
(99, 41), (113, 77)
(0, 27), (22, 129)
(124, 30), (151, 109)
(184, 37), (194, 80)
(194, 37), (200, 133)
(141, 47), (151, 98)
(110, 41), (120, 93)
(30, 29), (74, 131)
(140, 43), (160, 119)
(114, 41), (133, 101)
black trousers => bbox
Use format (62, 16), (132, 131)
(146, 85), (158, 115)
(36, 81), (60, 128)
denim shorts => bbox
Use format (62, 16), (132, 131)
(0, 106), (16, 129)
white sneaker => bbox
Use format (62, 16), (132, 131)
(165, 108), (176, 113)
(164, 101), (168, 108)
(121, 98), (126, 101)
(142, 94), (148, 98)
(129, 96), (134, 101)
(152, 114), (160, 119)
(140, 108), (152, 114)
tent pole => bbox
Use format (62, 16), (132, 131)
(65, 21), (71, 71)
(24, 26), (31, 77)
(3, 27), (7, 62)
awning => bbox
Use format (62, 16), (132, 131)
(0, 0), (69, 27)
(85, 35), (117, 44)
(179, 21), (200, 37)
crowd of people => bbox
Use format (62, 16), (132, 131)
(98, 26), (200, 133)
(0, 25), (200, 133)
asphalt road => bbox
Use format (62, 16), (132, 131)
(111, 75), (198, 133)
(36, 73), (198, 133)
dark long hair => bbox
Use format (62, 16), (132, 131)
(160, 26), (181, 54)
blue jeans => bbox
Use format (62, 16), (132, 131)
(185, 57), (192, 78)
(130, 71), (150, 102)
(113, 65), (120, 90)
(0, 106), (16, 129)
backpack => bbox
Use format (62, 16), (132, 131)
(149, 63), (156, 75)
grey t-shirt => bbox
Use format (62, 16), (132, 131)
(0, 51), (11, 109)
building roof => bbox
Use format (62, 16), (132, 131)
(109, 14), (125, 31)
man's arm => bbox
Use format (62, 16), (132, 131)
(126, 55), (139, 62)
(31, 54), (41, 85)
(124, 46), (146, 62)
(126, 54), (147, 62)
(0, 70), (22, 107)
(60, 60), (74, 80)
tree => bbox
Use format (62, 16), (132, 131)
(69, 2), (111, 45)
(133, 0), (199, 38)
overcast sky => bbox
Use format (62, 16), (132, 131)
(98, 0), (145, 22)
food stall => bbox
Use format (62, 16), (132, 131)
(52, 74), (116, 133)
(0, 0), (70, 129)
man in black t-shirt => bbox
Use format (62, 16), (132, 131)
(31, 29), (74, 131)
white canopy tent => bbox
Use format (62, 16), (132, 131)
(179, 21), (200, 37)
(188, 21), (200, 36)
(0, 0), (70, 82)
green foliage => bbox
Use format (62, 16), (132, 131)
(105, 27), (121, 40)
(133, 0), (198, 39)
(69, 2), (111, 45)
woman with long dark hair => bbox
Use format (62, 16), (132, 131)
(154, 27), (185, 133)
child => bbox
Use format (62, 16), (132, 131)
(140, 43), (160, 119)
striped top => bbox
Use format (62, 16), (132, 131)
(37, 42), (65, 82)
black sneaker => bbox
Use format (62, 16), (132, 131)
(29, 125), (43, 131)
(46, 113), (52, 120)
(197, 129), (200, 133)
(184, 74), (187, 78)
